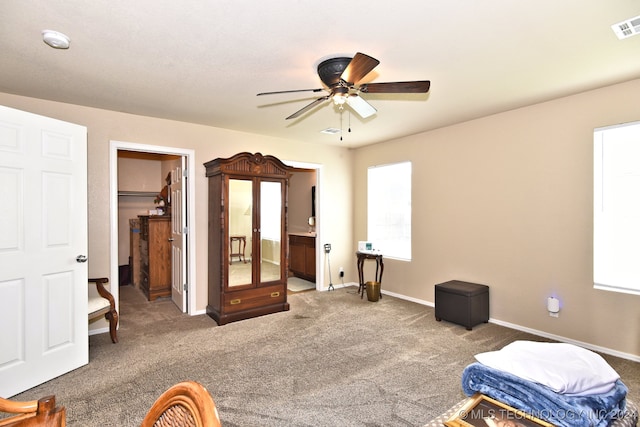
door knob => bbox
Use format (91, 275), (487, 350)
(76, 255), (88, 263)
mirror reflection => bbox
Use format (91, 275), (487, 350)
(260, 181), (282, 283)
(228, 179), (283, 286)
(229, 179), (252, 287)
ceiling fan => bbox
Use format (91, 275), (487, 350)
(257, 52), (430, 120)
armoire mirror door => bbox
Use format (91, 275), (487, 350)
(259, 180), (282, 284)
(228, 178), (284, 287)
(228, 178), (252, 287)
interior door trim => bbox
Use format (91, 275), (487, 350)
(109, 140), (197, 315)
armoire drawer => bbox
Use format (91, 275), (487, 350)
(223, 285), (285, 313)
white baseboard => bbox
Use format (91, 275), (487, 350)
(489, 318), (640, 363)
(382, 289), (640, 363)
(319, 281), (357, 291)
(88, 326), (110, 337)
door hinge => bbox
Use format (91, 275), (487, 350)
(182, 168), (188, 178)
(183, 226), (188, 234)
(183, 283), (187, 291)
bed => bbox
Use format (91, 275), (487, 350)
(426, 341), (638, 427)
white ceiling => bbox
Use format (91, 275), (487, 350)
(2, 1), (640, 148)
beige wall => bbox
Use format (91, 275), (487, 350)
(354, 79), (640, 358)
(0, 92), (355, 317)
(118, 155), (163, 193)
(289, 170), (317, 234)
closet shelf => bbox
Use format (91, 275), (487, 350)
(118, 191), (159, 197)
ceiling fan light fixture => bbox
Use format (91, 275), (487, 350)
(332, 86), (349, 105)
(42, 30), (70, 49)
(333, 93), (347, 105)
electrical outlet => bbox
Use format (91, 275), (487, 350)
(339, 267), (344, 278)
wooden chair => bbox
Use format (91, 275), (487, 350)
(141, 381), (221, 427)
(0, 395), (66, 427)
(88, 277), (118, 343)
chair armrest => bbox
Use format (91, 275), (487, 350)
(0, 397), (38, 414)
(88, 277), (119, 344)
(0, 395), (65, 427)
(88, 277), (115, 308)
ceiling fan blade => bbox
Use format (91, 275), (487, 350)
(286, 96), (330, 120)
(340, 52), (380, 85)
(257, 88), (325, 96)
(346, 94), (377, 119)
(359, 80), (430, 94)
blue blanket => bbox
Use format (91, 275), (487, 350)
(461, 362), (628, 427)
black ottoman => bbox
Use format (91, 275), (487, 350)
(435, 280), (489, 330)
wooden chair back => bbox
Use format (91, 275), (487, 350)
(141, 381), (221, 427)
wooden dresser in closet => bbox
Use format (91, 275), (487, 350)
(138, 215), (171, 301)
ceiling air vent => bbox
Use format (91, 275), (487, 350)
(320, 128), (341, 135)
(612, 15), (640, 39)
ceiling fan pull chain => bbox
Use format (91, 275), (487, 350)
(348, 110), (351, 133)
(340, 110), (343, 141)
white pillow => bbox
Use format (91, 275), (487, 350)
(474, 340), (620, 396)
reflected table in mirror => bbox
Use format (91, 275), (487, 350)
(230, 235), (246, 264)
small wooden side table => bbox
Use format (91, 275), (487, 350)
(229, 235), (246, 264)
(356, 251), (383, 299)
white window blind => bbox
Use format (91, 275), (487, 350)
(594, 121), (640, 295)
(367, 161), (412, 260)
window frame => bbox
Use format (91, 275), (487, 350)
(593, 121), (640, 296)
(367, 161), (412, 261)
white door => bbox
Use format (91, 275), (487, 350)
(170, 160), (187, 312)
(0, 105), (88, 397)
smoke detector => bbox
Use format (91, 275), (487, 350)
(42, 30), (70, 49)
(611, 15), (640, 40)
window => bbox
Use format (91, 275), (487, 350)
(593, 121), (640, 295)
(367, 161), (411, 260)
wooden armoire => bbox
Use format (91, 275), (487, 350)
(204, 152), (291, 325)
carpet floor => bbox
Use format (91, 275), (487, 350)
(11, 285), (640, 427)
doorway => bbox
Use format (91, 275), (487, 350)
(109, 141), (196, 316)
(286, 161), (323, 291)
